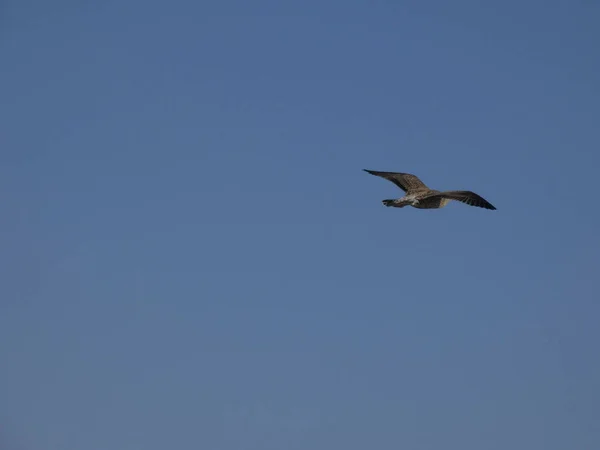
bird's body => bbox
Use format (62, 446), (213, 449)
(364, 169), (496, 210)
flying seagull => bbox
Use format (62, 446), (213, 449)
(364, 169), (496, 210)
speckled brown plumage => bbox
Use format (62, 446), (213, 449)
(364, 169), (496, 211)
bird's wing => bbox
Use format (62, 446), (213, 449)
(363, 169), (430, 193)
(437, 191), (497, 210)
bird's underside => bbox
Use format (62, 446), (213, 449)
(364, 169), (496, 211)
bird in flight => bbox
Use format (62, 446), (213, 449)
(364, 169), (496, 210)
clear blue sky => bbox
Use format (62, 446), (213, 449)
(2, 1), (599, 449)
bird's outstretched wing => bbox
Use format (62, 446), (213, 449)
(363, 169), (430, 193)
(437, 191), (496, 210)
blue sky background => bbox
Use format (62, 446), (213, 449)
(1, 1), (599, 449)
